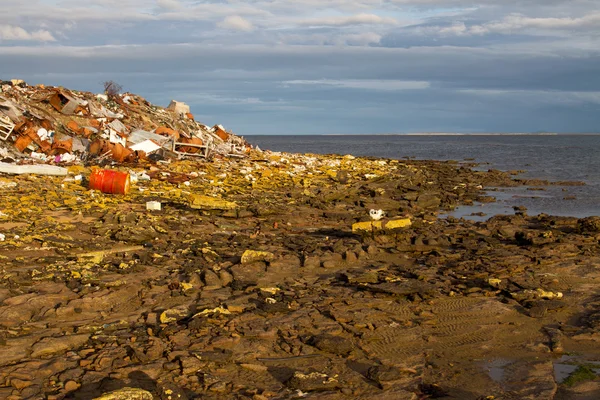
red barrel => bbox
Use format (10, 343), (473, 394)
(89, 169), (130, 195)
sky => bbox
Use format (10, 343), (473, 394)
(0, 1), (599, 134)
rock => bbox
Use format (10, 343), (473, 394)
(367, 365), (405, 388)
(64, 380), (80, 392)
(93, 387), (154, 399)
(268, 255), (301, 273)
(10, 378), (32, 390)
(159, 305), (191, 324)
(303, 256), (321, 269)
(202, 270), (222, 290)
(241, 250), (275, 264)
(30, 334), (90, 359)
(310, 334), (353, 355)
(321, 252), (344, 269)
(230, 262), (266, 289)
(416, 192), (441, 209)
(240, 363), (268, 372)
(219, 270), (233, 286)
(578, 216), (600, 233)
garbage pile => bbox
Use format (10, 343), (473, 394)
(0, 79), (250, 166)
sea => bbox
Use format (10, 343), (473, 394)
(245, 134), (600, 220)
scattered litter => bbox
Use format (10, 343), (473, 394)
(0, 162), (68, 176)
(146, 201), (162, 211)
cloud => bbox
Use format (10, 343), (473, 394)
(420, 12), (600, 37)
(285, 79), (431, 91)
(0, 25), (56, 42)
(217, 16), (255, 31)
(156, 0), (182, 11)
(299, 13), (397, 27)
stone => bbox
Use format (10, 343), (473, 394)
(241, 250), (275, 264)
(202, 270), (223, 290)
(310, 334), (353, 355)
(30, 334), (90, 359)
(230, 262), (266, 289)
(64, 380), (80, 392)
(10, 378), (32, 390)
(219, 270), (233, 286)
(240, 363), (268, 372)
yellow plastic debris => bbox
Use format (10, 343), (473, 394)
(241, 250), (276, 264)
(189, 194), (237, 210)
(352, 218), (411, 232)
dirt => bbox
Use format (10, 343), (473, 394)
(0, 151), (599, 399)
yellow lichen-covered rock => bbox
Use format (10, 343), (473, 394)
(188, 194), (237, 210)
(352, 218), (411, 232)
(93, 387), (153, 400)
(241, 250), (275, 264)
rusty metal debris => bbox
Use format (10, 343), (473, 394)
(0, 79), (250, 166)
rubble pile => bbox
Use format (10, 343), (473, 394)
(0, 79), (249, 166)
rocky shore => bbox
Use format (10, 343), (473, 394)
(1, 149), (600, 400)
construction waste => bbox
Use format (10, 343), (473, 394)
(0, 79), (250, 167)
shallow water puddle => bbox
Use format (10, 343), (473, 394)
(553, 355), (600, 384)
(482, 359), (513, 383)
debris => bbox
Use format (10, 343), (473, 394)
(352, 218), (412, 233)
(189, 194), (237, 210)
(167, 100), (190, 116)
(0, 162), (68, 176)
(146, 201), (162, 211)
(369, 209), (385, 220)
(0, 115), (14, 140)
(89, 169), (131, 195)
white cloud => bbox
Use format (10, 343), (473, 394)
(284, 79), (430, 91)
(478, 12), (600, 33)
(0, 25), (56, 42)
(299, 13), (397, 27)
(423, 12), (600, 37)
(217, 16), (255, 31)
